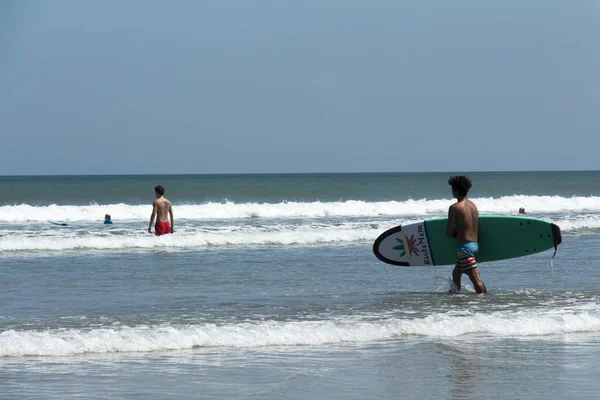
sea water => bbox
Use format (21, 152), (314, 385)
(1, 172), (600, 399)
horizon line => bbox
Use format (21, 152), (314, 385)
(2, 169), (599, 178)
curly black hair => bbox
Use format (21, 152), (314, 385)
(448, 176), (472, 197)
(154, 185), (165, 196)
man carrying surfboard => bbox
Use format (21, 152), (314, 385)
(446, 176), (487, 294)
(148, 185), (174, 236)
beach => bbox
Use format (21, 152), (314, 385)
(1, 171), (600, 399)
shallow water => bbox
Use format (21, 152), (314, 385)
(1, 172), (599, 399)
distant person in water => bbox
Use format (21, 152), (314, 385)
(519, 207), (527, 215)
(446, 176), (487, 294)
(148, 185), (174, 236)
(104, 214), (113, 224)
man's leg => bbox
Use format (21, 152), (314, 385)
(466, 268), (487, 294)
(452, 267), (462, 292)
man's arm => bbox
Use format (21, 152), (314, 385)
(446, 206), (457, 238)
(148, 201), (157, 233)
(169, 203), (174, 233)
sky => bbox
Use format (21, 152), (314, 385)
(1, 0), (600, 175)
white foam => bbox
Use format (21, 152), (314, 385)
(2, 195), (600, 223)
(1, 212), (596, 252)
(553, 215), (600, 232)
(0, 224), (382, 251)
(2, 309), (599, 356)
(1, 195), (597, 253)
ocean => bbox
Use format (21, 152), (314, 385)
(1, 171), (600, 399)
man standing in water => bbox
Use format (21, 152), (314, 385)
(446, 176), (487, 294)
(148, 185), (174, 236)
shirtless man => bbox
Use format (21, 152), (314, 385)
(446, 176), (487, 294)
(148, 185), (174, 236)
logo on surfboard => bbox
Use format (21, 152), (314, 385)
(393, 234), (420, 258)
(393, 238), (407, 257)
(376, 223), (432, 266)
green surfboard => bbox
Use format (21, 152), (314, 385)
(373, 215), (562, 267)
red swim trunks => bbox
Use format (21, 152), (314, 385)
(155, 221), (172, 236)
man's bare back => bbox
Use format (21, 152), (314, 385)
(148, 185), (174, 235)
(153, 197), (173, 222)
(448, 199), (478, 243)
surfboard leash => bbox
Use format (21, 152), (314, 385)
(548, 223), (566, 287)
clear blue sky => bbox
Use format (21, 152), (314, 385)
(1, 1), (599, 175)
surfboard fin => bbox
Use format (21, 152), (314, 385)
(551, 223), (562, 258)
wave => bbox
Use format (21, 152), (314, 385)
(1, 214), (599, 252)
(2, 195), (600, 222)
(0, 224), (384, 252)
(554, 216), (600, 233)
(2, 309), (599, 357)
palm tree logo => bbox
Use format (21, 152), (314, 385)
(393, 239), (407, 257)
(393, 234), (419, 258)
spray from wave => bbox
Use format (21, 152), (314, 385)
(2, 309), (600, 357)
(2, 195), (599, 222)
